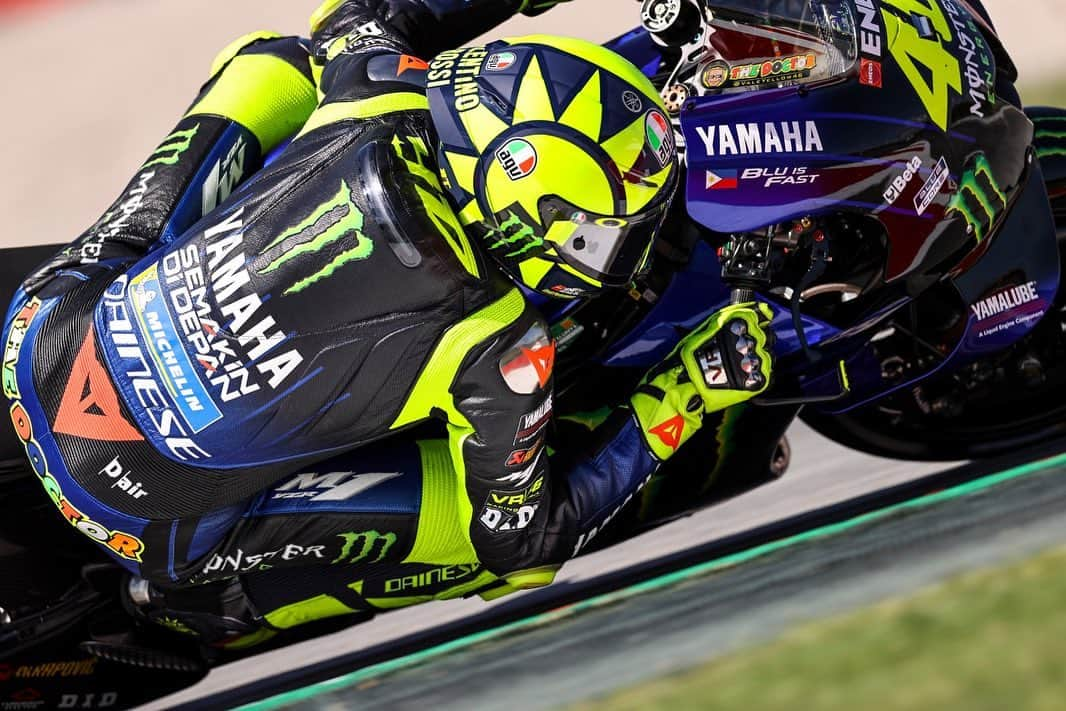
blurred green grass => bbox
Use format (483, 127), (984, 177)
(566, 545), (1066, 711)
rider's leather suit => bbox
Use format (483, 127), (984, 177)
(1, 0), (692, 609)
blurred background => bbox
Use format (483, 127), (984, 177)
(1, 0), (1065, 250)
(2, 4), (1066, 709)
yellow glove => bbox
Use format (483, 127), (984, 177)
(631, 302), (774, 460)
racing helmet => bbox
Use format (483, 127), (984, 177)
(426, 35), (679, 299)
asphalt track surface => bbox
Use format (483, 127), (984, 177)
(235, 450), (1066, 711)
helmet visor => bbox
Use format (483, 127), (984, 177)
(540, 197), (670, 286)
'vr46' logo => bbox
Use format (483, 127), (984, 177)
(948, 153), (1006, 243)
(332, 530), (397, 565)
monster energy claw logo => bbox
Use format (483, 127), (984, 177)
(487, 211), (543, 258)
(332, 530), (397, 564)
(259, 180), (374, 295)
(1033, 118), (1066, 160)
(142, 124), (200, 169)
(947, 154), (1006, 243)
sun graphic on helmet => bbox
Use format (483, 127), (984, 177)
(427, 35), (679, 299)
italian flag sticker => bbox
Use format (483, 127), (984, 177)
(646, 111), (672, 167)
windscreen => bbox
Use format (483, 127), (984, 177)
(697, 0), (858, 94)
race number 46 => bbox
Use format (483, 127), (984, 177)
(881, 0), (962, 130)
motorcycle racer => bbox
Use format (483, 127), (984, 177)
(2, 0), (774, 642)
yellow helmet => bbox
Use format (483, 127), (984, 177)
(427, 35), (679, 299)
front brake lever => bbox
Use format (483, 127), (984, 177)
(790, 229), (831, 358)
(725, 228), (848, 406)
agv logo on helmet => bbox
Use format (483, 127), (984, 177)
(645, 110), (673, 167)
(496, 139), (538, 181)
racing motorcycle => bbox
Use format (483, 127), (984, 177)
(3, 0), (1066, 707)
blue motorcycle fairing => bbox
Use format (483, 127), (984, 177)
(822, 159), (1060, 414)
(601, 20), (1060, 413)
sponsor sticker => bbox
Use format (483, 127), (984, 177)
(707, 167), (819, 190)
(971, 281), (1041, 323)
(514, 393), (553, 444)
(98, 456), (149, 500)
(914, 156), (950, 216)
(970, 280), (1047, 339)
(102, 275), (210, 463)
(694, 121), (824, 156)
(859, 58), (883, 88)
(496, 138), (538, 180)
(549, 285), (587, 298)
(728, 54), (817, 88)
(700, 60), (730, 89)
(855, 0), (883, 92)
(645, 111), (673, 167)
(53, 327), (144, 442)
(201, 543), (328, 575)
(396, 54), (429, 75)
(499, 322), (554, 394)
(486, 51), (516, 71)
(500, 342), (554, 394)
(622, 90), (643, 112)
(57, 692), (119, 709)
(270, 471), (402, 501)
(884, 156), (924, 206)
(705, 169), (738, 190)
(506, 439), (544, 467)
(384, 563), (481, 594)
(0, 658), (96, 680)
(333, 530), (397, 564)
(130, 264), (223, 432)
(648, 413), (685, 450)
(5, 299), (147, 562)
(479, 476), (544, 532)
(742, 166), (819, 187)
(201, 135), (246, 215)
(258, 182), (373, 295)
(550, 316), (585, 351)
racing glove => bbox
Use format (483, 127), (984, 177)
(308, 0), (574, 59)
(631, 302), (775, 460)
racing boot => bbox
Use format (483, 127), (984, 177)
(122, 576), (277, 650)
